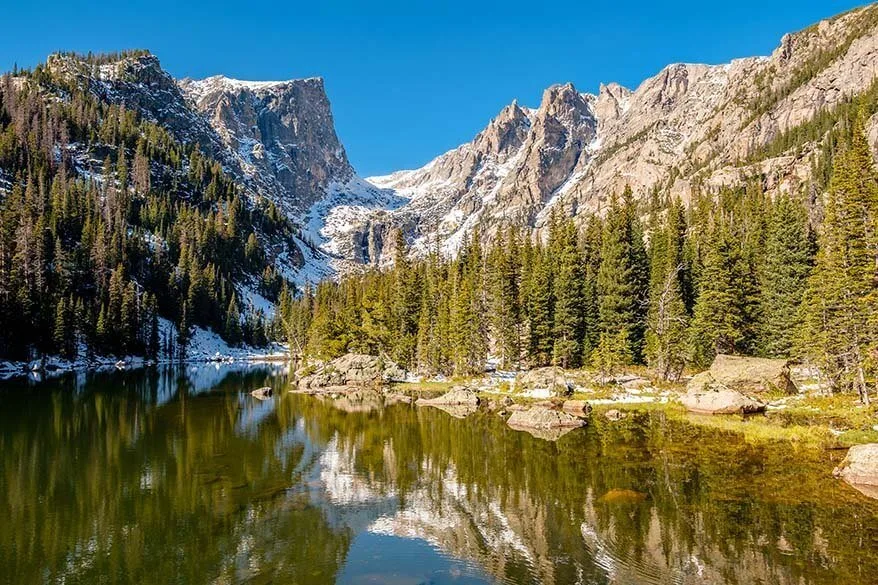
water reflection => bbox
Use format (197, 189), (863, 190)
(1, 366), (877, 585)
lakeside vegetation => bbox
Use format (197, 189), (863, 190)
(279, 108), (878, 407)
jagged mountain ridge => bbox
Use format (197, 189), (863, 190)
(352, 3), (878, 265)
(32, 3), (878, 278)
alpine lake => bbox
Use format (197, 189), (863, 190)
(1, 363), (877, 585)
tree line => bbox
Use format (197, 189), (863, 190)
(278, 112), (878, 403)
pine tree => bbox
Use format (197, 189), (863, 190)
(487, 228), (522, 369)
(688, 214), (751, 367)
(224, 294), (242, 345)
(390, 230), (419, 369)
(551, 219), (584, 368)
(595, 187), (647, 365)
(526, 250), (553, 366)
(758, 194), (814, 357)
(645, 199), (689, 380)
(798, 113), (878, 403)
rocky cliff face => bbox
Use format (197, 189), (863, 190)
(178, 75), (354, 213)
(47, 52), (361, 217)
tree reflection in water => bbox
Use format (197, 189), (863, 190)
(0, 365), (876, 585)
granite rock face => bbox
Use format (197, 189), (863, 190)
(680, 388), (766, 415)
(179, 75), (355, 213)
(296, 354), (406, 389)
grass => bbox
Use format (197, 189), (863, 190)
(391, 367), (878, 448)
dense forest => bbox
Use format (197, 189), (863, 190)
(278, 109), (878, 404)
(3, 52), (878, 406)
(0, 56), (294, 362)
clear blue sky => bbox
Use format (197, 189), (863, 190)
(0, 0), (867, 176)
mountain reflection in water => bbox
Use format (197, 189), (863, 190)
(0, 364), (876, 585)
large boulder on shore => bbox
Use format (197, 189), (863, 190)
(296, 353), (406, 389)
(680, 388), (766, 415)
(689, 354), (797, 394)
(515, 367), (572, 396)
(834, 443), (878, 499)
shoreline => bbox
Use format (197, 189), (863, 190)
(0, 349), (292, 382)
(323, 370), (878, 450)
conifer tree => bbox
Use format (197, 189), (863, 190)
(798, 113), (878, 403)
(758, 194), (814, 357)
(595, 187), (647, 366)
(224, 294), (242, 345)
(488, 228), (522, 369)
(688, 214), (751, 367)
(526, 249), (553, 366)
(551, 219), (584, 368)
(645, 199), (689, 380)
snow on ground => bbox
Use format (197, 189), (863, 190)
(237, 283), (275, 319)
(300, 176), (408, 273)
(276, 236), (335, 288)
(185, 323), (288, 362)
(0, 321), (288, 382)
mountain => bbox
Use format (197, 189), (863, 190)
(325, 3), (878, 266)
(5, 2), (878, 286)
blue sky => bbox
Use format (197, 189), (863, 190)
(0, 0), (866, 176)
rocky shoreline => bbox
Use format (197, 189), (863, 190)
(286, 352), (878, 500)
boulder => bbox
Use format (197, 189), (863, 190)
(507, 406), (586, 431)
(417, 386), (480, 407)
(296, 353), (406, 388)
(690, 354), (797, 394)
(516, 367), (573, 396)
(686, 370), (719, 393)
(834, 444), (878, 498)
(384, 392), (414, 405)
(250, 386), (273, 400)
(562, 400), (592, 417)
(604, 409), (627, 421)
(680, 388), (766, 415)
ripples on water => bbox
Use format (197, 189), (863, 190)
(0, 364), (877, 585)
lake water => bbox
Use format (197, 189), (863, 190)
(1, 364), (877, 585)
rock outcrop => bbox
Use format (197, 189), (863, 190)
(515, 367), (573, 396)
(416, 386), (480, 418)
(689, 354), (797, 394)
(296, 354), (406, 389)
(562, 400), (592, 416)
(507, 406), (586, 431)
(351, 5), (878, 270)
(250, 386), (273, 400)
(179, 75), (355, 213)
(833, 443), (878, 499)
(417, 387), (480, 407)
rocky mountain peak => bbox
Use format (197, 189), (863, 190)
(594, 82), (632, 126)
(475, 100), (532, 156)
(179, 74), (353, 212)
